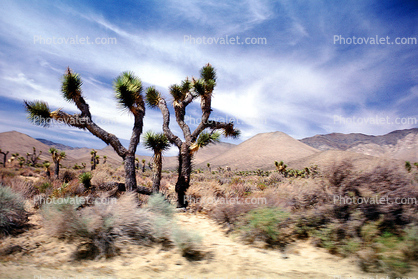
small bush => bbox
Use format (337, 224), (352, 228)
(62, 169), (77, 183)
(79, 172), (92, 189)
(0, 185), (29, 236)
(146, 193), (175, 218)
(172, 228), (203, 260)
(237, 207), (291, 248)
(35, 181), (52, 193)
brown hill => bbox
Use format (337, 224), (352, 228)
(196, 131), (319, 170)
(163, 142), (236, 170)
(0, 131), (75, 165)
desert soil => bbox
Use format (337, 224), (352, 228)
(1, 211), (416, 279)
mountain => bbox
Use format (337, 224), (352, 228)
(35, 138), (79, 151)
(300, 128), (418, 162)
(196, 131), (319, 170)
(0, 131), (75, 164)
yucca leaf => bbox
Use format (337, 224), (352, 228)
(181, 78), (191, 94)
(145, 87), (161, 108)
(114, 72), (143, 111)
(197, 131), (221, 148)
(223, 124), (241, 139)
(24, 100), (52, 127)
(169, 84), (185, 102)
(193, 79), (205, 96)
(200, 63), (216, 82)
(61, 68), (82, 102)
(143, 131), (170, 153)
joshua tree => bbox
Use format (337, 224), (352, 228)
(17, 157), (25, 168)
(141, 159), (146, 173)
(9, 153), (19, 167)
(143, 131), (171, 193)
(43, 161), (51, 179)
(49, 148), (66, 179)
(0, 149), (9, 167)
(27, 147), (42, 166)
(146, 63), (240, 207)
(103, 155), (107, 164)
(274, 161), (287, 175)
(24, 67), (150, 192)
(405, 161), (412, 173)
(207, 163), (211, 173)
(90, 149), (97, 171)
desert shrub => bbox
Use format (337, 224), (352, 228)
(62, 169), (77, 183)
(41, 192), (203, 260)
(91, 166), (114, 190)
(209, 202), (256, 227)
(41, 197), (83, 238)
(267, 172), (283, 185)
(6, 177), (37, 198)
(236, 207), (291, 248)
(79, 172), (92, 189)
(35, 181), (52, 193)
(0, 185), (29, 236)
(146, 193), (175, 218)
(172, 228), (203, 260)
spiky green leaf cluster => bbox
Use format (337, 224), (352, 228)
(113, 72), (143, 111)
(169, 84), (185, 102)
(181, 78), (191, 94)
(61, 69), (82, 102)
(223, 124), (241, 139)
(49, 148), (66, 161)
(24, 100), (52, 127)
(193, 79), (206, 96)
(197, 131), (221, 148)
(145, 87), (161, 108)
(143, 131), (171, 153)
(200, 64), (216, 82)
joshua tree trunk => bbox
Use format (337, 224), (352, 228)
(175, 143), (192, 207)
(0, 150), (8, 168)
(151, 152), (163, 193)
(124, 153), (137, 192)
(54, 160), (60, 179)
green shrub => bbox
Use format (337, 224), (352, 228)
(237, 207), (290, 248)
(79, 172), (92, 189)
(0, 185), (29, 236)
(35, 182), (52, 193)
(146, 193), (175, 218)
(172, 228), (203, 260)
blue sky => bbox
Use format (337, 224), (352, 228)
(0, 0), (417, 155)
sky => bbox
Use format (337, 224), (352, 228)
(0, 0), (417, 156)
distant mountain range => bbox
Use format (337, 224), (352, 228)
(300, 128), (418, 162)
(35, 138), (80, 151)
(0, 128), (416, 170)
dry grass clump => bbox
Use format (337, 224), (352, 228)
(41, 192), (204, 260)
(91, 165), (115, 190)
(0, 185), (30, 236)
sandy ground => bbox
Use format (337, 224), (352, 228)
(1, 212), (417, 279)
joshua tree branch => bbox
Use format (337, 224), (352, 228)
(52, 111), (128, 158)
(157, 98), (182, 148)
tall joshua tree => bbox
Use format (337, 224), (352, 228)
(146, 63), (240, 207)
(49, 148), (66, 179)
(0, 149), (9, 167)
(143, 131), (171, 193)
(90, 149), (97, 171)
(27, 147), (42, 166)
(141, 159), (146, 173)
(24, 67), (149, 192)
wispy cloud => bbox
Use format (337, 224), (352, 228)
(0, 0), (416, 151)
